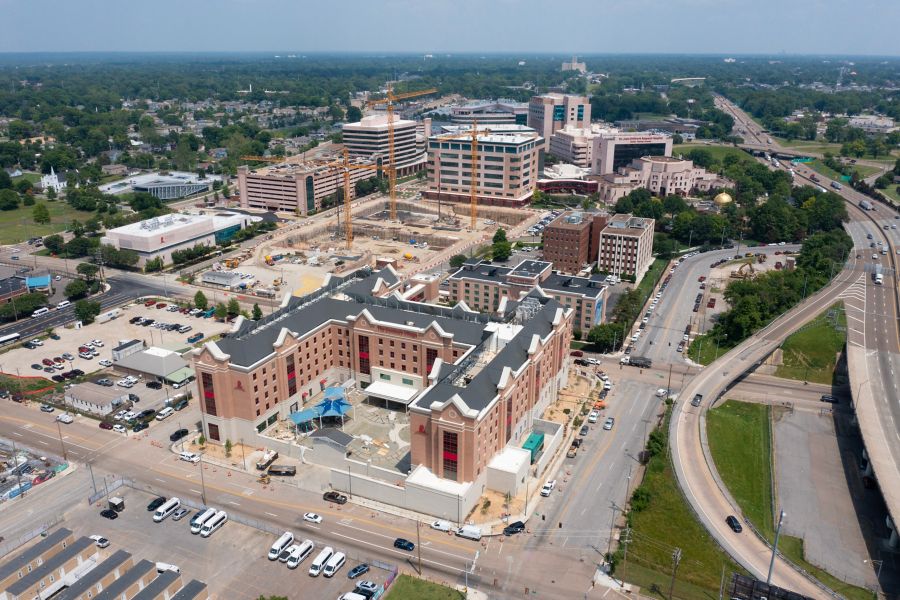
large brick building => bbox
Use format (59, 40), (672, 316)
(190, 267), (573, 488)
(542, 211), (608, 275)
(447, 258), (606, 333)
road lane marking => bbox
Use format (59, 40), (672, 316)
(265, 511), (278, 517)
(227, 500), (241, 506)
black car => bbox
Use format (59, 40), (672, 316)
(129, 316), (143, 324)
(51, 375), (65, 383)
(100, 509), (118, 520)
(141, 319), (154, 327)
(503, 521), (526, 536)
(71, 369), (84, 376)
(137, 409), (156, 419)
(170, 428), (189, 442)
(691, 394), (703, 407)
(571, 438), (583, 448)
(579, 425), (589, 437)
(147, 496), (167, 511)
(393, 538), (415, 551)
(133, 422), (149, 433)
(323, 491), (348, 504)
(726, 515), (743, 533)
(347, 563), (370, 579)
(146, 381), (162, 390)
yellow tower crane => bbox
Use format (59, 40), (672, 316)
(322, 148), (380, 250)
(434, 121), (486, 230)
(365, 86), (438, 221)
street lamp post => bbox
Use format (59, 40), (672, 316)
(198, 452), (208, 505)
(55, 419), (68, 461)
(766, 509), (786, 585)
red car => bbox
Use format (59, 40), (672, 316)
(42, 358), (54, 366)
(53, 357), (64, 364)
(99, 422), (113, 430)
(570, 350), (584, 357)
(156, 303), (167, 309)
(144, 300), (156, 307)
(698, 276), (706, 282)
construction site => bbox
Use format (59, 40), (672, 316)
(201, 86), (543, 297)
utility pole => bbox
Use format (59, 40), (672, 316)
(621, 527), (632, 584)
(666, 364), (673, 396)
(606, 504), (619, 557)
(198, 452), (208, 506)
(668, 548), (682, 600)
(416, 519), (423, 574)
(718, 564), (726, 600)
(239, 438), (246, 470)
(55, 419), (68, 461)
(11, 438), (24, 498)
(767, 510), (785, 585)
(87, 461), (98, 495)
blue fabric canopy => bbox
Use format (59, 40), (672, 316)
(288, 387), (352, 424)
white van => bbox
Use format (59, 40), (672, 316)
(456, 525), (482, 541)
(153, 497), (181, 522)
(200, 510), (227, 538)
(155, 562), (181, 574)
(178, 325), (192, 333)
(286, 539), (314, 569)
(31, 307), (50, 318)
(308, 546), (334, 576)
(322, 551), (346, 577)
(190, 508), (217, 534)
(268, 531), (295, 561)
(155, 407), (175, 421)
(56, 300), (71, 310)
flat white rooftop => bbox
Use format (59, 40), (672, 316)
(364, 381), (419, 406)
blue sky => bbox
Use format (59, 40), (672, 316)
(2, 0), (898, 55)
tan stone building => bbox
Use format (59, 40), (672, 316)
(597, 155), (732, 204)
(597, 214), (655, 283)
(527, 93), (591, 151)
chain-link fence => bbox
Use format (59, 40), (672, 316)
(0, 514), (64, 559)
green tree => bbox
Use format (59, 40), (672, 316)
(22, 194), (34, 207)
(492, 240), (512, 262)
(64, 279), (89, 300)
(449, 254), (467, 269)
(252, 303), (263, 320)
(65, 236), (96, 257)
(76, 262), (100, 281)
(214, 302), (228, 320)
(70, 219), (85, 237)
(194, 290), (209, 310)
(328, 104), (345, 122)
(227, 297), (240, 316)
(224, 439), (233, 458)
(0, 293), (47, 321)
(0, 170), (11, 190)
(74, 299), (101, 324)
(492, 228), (507, 244)
(144, 257), (164, 272)
(43, 234), (65, 254)
(32, 203), (50, 224)
(346, 106), (363, 123)
(0, 189), (20, 211)
(586, 323), (625, 352)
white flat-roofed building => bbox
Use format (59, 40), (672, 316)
(342, 114), (425, 175)
(548, 124), (619, 168)
(101, 212), (258, 267)
(99, 171), (221, 199)
(423, 125), (542, 208)
(597, 213), (655, 283)
(449, 100), (528, 125)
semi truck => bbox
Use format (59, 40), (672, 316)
(621, 356), (652, 368)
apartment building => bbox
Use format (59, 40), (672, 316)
(597, 214), (655, 283)
(55, 550), (133, 600)
(542, 211), (608, 275)
(91, 559), (158, 600)
(423, 126), (541, 208)
(447, 258), (606, 333)
(527, 94), (591, 151)
(189, 267), (573, 489)
(343, 114), (426, 175)
(237, 156), (376, 215)
(596, 156), (732, 204)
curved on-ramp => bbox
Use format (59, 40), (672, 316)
(670, 259), (862, 597)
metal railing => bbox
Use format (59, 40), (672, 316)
(0, 514), (64, 558)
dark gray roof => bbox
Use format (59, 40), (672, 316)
(448, 263), (512, 283)
(0, 528), (73, 582)
(131, 568), (181, 599)
(413, 295), (562, 413)
(0, 276), (25, 298)
(92, 559), (156, 600)
(113, 339), (143, 352)
(6, 536), (93, 595)
(170, 579), (208, 600)
(540, 273), (605, 299)
(55, 550), (132, 600)
(509, 260), (551, 277)
(217, 269), (488, 367)
(310, 427), (353, 447)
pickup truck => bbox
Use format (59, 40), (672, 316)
(567, 445), (578, 458)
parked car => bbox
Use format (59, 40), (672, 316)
(100, 509), (118, 520)
(40, 404), (54, 412)
(89, 535), (110, 548)
(99, 422), (113, 430)
(347, 563), (370, 579)
(603, 417), (615, 431)
(113, 424), (127, 434)
(169, 428), (189, 442)
(146, 381), (162, 389)
(132, 422), (149, 432)
(323, 490), (348, 504)
(172, 507), (191, 521)
(726, 515), (743, 533)
(503, 521), (526, 536)
(540, 480), (556, 497)
(146, 497), (167, 511)
(579, 424), (589, 436)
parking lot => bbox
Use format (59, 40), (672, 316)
(60, 487), (393, 599)
(1, 300), (232, 391)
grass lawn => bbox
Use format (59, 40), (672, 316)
(707, 401), (775, 540)
(881, 185), (900, 206)
(775, 303), (846, 385)
(635, 258), (668, 304)
(0, 373), (55, 393)
(687, 333), (736, 366)
(808, 159), (880, 182)
(626, 407), (744, 597)
(386, 575), (464, 600)
(0, 202), (87, 244)
(12, 172), (42, 184)
(707, 400), (876, 600)
(777, 138), (900, 162)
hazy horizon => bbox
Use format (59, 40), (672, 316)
(3, 0), (899, 56)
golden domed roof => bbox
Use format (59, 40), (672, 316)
(714, 192), (733, 206)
